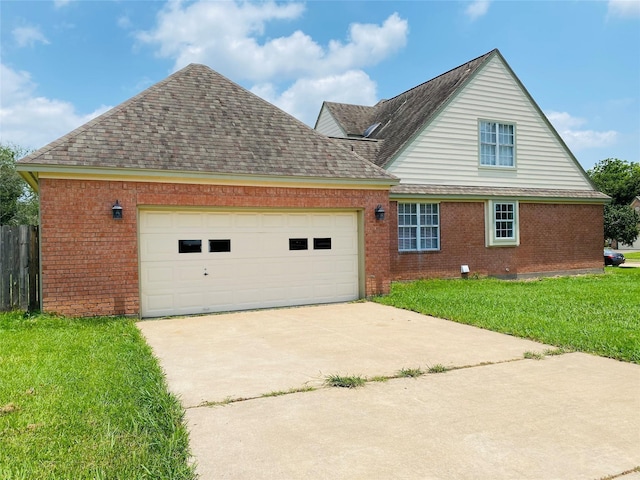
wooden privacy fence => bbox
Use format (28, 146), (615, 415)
(0, 225), (39, 312)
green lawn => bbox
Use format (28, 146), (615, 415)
(624, 251), (640, 260)
(0, 313), (196, 479)
(375, 268), (640, 363)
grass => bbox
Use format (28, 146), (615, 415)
(0, 312), (195, 479)
(261, 386), (316, 398)
(397, 367), (423, 378)
(324, 374), (366, 388)
(427, 364), (450, 374)
(623, 251), (640, 260)
(523, 351), (545, 360)
(375, 268), (640, 363)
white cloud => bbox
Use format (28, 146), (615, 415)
(138, 1), (407, 81)
(465, 0), (491, 21)
(137, 0), (407, 125)
(12, 26), (50, 48)
(0, 64), (110, 150)
(252, 70), (378, 126)
(546, 111), (618, 150)
(117, 15), (133, 29)
(607, 0), (640, 18)
(137, 0), (307, 80)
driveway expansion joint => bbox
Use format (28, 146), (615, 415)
(184, 352), (567, 409)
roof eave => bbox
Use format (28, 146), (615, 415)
(16, 163), (399, 189)
(390, 186), (610, 204)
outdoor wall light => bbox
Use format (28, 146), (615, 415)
(112, 200), (123, 220)
(374, 204), (385, 221)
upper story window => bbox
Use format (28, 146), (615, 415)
(479, 121), (515, 167)
(398, 203), (439, 252)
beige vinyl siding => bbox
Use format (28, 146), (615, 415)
(387, 56), (594, 191)
(315, 107), (346, 138)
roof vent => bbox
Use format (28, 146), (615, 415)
(363, 122), (382, 138)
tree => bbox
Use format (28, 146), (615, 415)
(588, 158), (640, 205)
(0, 144), (38, 225)
(587, 158), (640, 247)
(604, 204), (640, 247)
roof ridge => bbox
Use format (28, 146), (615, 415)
(376, 49), (497, 107)
(369, 49), (499, 166)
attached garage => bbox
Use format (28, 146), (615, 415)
(139, 209), (361, 317)
(16, 63), (396, 317)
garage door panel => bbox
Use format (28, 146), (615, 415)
(141, 211), (173, 231)
(175, 213), (205, 229)
(334, 213), (356, 228)
(311, 214), (333, 228)
(206, 213), (233, 228)
(140, 210), (359, 317)
(286, 214), (310, 228)
(262, 214), (286, 228)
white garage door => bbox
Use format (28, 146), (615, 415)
(139, 209), (360, 317)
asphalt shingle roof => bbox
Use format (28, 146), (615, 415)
(322, 103), (376, 137)
(322, 50), (496, 167)
(18, 64), (395, 183)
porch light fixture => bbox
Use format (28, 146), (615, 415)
(112, 200), (123, 220)
(374, 204), (385, 221)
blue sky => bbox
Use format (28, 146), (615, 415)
(1, 0), (638, 171)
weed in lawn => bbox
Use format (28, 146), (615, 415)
(0, 403), (19, 415)
(261, 386), (316, 398)
(397, 367), (424, 378)
(596, 466), (640, 480)
(427, 364), (450, 374)
(523, 351), (545, 360)
(200, 396), (244, 407)
(324, 374), (366, 388)
(544, 347), (571, 356)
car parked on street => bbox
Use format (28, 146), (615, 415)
(604, 248), (625, 266)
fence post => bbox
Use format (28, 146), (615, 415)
(0, 225), (40, 312)
(29, 226), (40, 312)
(0, 226), (10, 309)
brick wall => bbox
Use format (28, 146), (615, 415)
(389, 201), (604, 280)
(39, 178), (390, 317)
(39, 178), (603, 317)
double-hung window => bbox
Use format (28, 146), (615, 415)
(398, 203), (439, 251)
(486, 200), (519, 246)
(494, 203), (515, 239)
(479, 121), (515, 167)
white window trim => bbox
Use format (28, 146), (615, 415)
(485, 200), (519, 247)
(478, 120), (517, 169)
(398, 202), (440, 252)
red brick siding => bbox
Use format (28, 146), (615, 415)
(518, 203), (604, 273)
(39, 179), (390, 317)
(390, 201), (603, 280)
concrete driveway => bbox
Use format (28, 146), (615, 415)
(138, 302), (640, 480)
